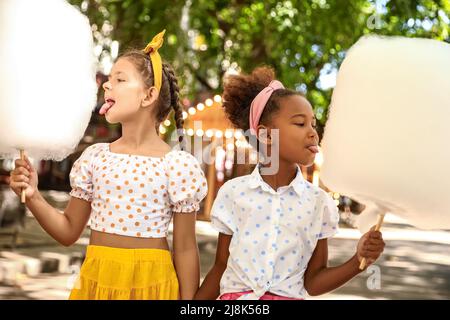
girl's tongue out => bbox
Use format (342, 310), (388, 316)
(99, 99), (115, 115)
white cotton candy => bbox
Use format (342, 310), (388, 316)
(0, 0), (97, 161)
(320, 35), (450, 233)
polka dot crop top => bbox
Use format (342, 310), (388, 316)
(69, 143), (208, 238)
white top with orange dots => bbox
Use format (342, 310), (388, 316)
(69, 143), (208, 238)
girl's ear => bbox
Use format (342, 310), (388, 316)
(256, 125), (273, 145)
(141, 86), (159, 108)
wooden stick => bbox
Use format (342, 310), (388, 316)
(359, 213), (385, 270)
(20, 149), (26, 203)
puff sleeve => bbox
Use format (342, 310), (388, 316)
(209, 181), (235, 235)
(317, 192), (340, 239)
(69, 144), (96, 202)
(167, 151), (208, 213)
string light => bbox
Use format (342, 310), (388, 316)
(187, 128), (194, 136)
(226, 143), (235, 151)
(225, 159), (233, 170)
(205, 129), (214, 138)
(225, 130), (233, 139)
(183, 95), (222, 121)
(197, 103), (205, 111)
(196, 129), (204, 137)
(163, 119), (171, 126)
(314, 148), (324, 167)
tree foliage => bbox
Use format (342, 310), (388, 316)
(69, 0), (450, 125)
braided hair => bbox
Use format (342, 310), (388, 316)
(162, 63), (185, 150)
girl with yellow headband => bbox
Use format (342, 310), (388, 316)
(9, 30), (208, 300)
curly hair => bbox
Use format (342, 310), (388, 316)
(120, 50), (185, 150)
(222, 66), (301, 133)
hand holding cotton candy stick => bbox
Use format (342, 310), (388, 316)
(358, 208), (385, 270)
(9, 155), (38, 203)
(320, 36), (450, 270)
(0, 0), (97, 203)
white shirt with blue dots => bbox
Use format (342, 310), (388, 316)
(210, 163), (340, 300)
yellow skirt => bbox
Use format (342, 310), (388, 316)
(69, 245), (179, 300)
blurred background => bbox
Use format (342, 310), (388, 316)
(0, 0), (449, 299)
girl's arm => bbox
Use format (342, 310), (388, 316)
(304, 229), (385, 296)
(9, 157), (91, 246)
(194, 232), (231, 300)
(26, 193), (91, 246)
(172, 212), (200, 300)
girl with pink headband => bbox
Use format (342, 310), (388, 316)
(195, 67), (385, 300)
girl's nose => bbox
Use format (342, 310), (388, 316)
(102, 80), (111, 91)
(310, 127), (319, 140)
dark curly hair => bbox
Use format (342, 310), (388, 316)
(120, 50), (185, 150)
(222, 66), (301, 134)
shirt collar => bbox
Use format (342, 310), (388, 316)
(248, 163), (305, 196)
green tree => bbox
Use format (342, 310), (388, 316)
(69, 0), (450, 128)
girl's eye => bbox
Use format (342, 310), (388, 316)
(117, 79), (125, 82)
(295, 123), (317, 129)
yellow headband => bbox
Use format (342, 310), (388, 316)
(142, 29), (166, 91)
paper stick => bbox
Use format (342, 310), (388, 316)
(20, 149), (26, 203)
(359, 213), (385, 270)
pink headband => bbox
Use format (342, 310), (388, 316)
(249, 80), (285, 135)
